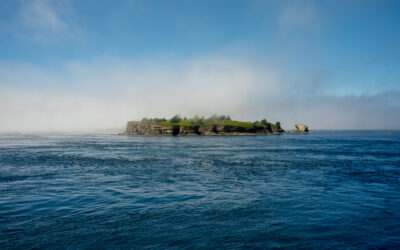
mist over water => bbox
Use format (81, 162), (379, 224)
(1, 57), (400, 132)
(1, 131), (399, 248)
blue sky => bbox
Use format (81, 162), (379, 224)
(0, 0), (399, 131)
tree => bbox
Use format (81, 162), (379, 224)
(209, 114), (218, 121)
(226, 115), (231, 121)
(170, 114), (182, 123)
(253, 121), (264, 130)
(261, 119), (268, 126)
(265, 123), (272, 131)
(198, 115), (205, 124)
(275, 121), (281, 130)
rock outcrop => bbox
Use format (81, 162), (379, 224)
(295, 124), (309, 133)
(123, 121), (175, 135)
(121, 121), (285, 136)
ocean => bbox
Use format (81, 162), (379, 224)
(0, 131), (399, 249)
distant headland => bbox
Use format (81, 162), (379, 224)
(121, 115), (309, 136)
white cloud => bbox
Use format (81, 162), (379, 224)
(0, 55), (399, 132)
(12, 0), (81, 43)
(20, 0), (66, 32)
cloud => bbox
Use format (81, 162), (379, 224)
(20, 0), (66, 32)
(272, 90), (400, 130)
(0, 55), (399, 132)
(11, 0), (81, 43)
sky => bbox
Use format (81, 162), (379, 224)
(0, 0), (399, 132)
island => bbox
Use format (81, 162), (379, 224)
(121, 115), (309, 136)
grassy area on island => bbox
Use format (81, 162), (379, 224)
(140, 114), (282, 131)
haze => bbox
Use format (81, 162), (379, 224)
(0, 0), (399, 132)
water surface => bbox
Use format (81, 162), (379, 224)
(0, 131), (399, 248)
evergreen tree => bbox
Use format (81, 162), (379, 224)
(261, 119), (268, 126)
(170, 115), (182, 123)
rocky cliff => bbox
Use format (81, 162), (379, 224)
(121, 121), (285, 136)
(295, 124), (309, 133)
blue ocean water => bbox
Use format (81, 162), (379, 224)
(0, 131), (399, 249)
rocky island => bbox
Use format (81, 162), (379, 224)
(121, 115), (309, 136)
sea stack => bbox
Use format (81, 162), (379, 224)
(295, 124), (309, 133)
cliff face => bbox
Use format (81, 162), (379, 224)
(123, 121), (174, 135)
(295, 124), (309, 132)
(122, 121), (284, 136)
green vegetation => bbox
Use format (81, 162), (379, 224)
(141, 114), (282, 132)
(170, 115), (182, 123)
(141, 117), (167, 122)
(275, 121), (281, 130)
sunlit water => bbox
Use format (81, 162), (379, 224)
(0, 131), (399, 249)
